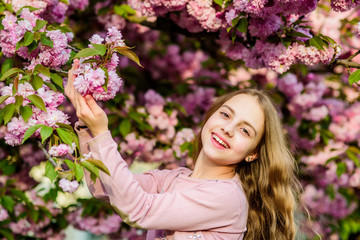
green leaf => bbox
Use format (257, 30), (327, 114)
(91, 43), (107, 56)
(180, 142), (191, 152)
(114, 46), (143, 67)
(3, 103), (15, 125)
(23, 31), (34, 46)
(237, 18), (248, 33)
(16, 6), (40, 15)
(28, 207), (40, 222)
(319, 34), (337, 45)
(0, 229), (14, 240)
(27, 40), (39, 54)
(114, 4), (136, 17)
(80, 160), (99, 182)
(55, 122), (74, 131)
(20, 105), (33, 123)
(50, 73), (64, 90)
(40, 35), (53, 48)
(15, 38), (24, 51)
(27, 94), (46, 111)
(40, 125), (53, 143)
(10, 189), (29, 203)
(45, 161), (57, 182)
(85, 158), (110, 175)
(34, 19), (47, 31)
(1, 196), (15, 213)
(1, 58), (13, 76)
(31, 75), (44, 90)
(349, 69), (360, 85)
(74, 163), (84, 182)
(74, 48), (104, 59)
(14, 95), (23, 111)
(22, 124), (43, 143)
(231, 16), (240, 26)
(0, 67), (25, 81)
(213, 0), (223, 6)
(346, 149), (360, 167)
(309, 36), (325, 50)
(56, 128), (73, 145)
(64, 159), (75, 169)
(43, 81), (57, 91)
(119, 119), (131, 137)
(288, 30), (310, 38)
(0, 95), (10, 105)
(34, 64), (50, 77)
(336, 162), (346, 177)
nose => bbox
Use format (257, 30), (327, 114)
(221, 125), (234, 138)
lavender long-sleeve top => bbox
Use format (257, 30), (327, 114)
(76, 127), (248, 240)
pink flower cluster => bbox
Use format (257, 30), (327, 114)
(145, 90), (178, 142)
(175, 86), (216, 123)
(302, 184), (356, 222)
(73, 28), (124, 101)
(186, 0), (223, 31)
(128, 0), (187, 17)
(8, 0), (89, 23)
(232, 0), (317, 17)
(0, 9), (72, 69)
(48, 143), (74, 157)
(151, 45), (208, 82)
(329, 102), (360, 143)
(0, 76), (69, 146)
(59, 178), (79, 193)
(0, 207), (9, 221)
(6, 190), (64, 239)
(226, 40), (338, 74)
(331, 0), (360, 12)
(172, 128), (195, 158)
(67, 209), (122, 235)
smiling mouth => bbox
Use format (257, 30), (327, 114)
(212, 133), (230, 149)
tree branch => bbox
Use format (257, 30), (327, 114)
(333, 59), (360, 68)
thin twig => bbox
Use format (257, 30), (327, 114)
(37, 141), (61, 169)
(347, 49), (360, 62)
(67, 45), (79, 52)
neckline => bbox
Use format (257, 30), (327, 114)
(179, 170), (239, 183)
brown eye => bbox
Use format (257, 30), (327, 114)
(241, 128), (250, 136)
(220, 112), (230, 118)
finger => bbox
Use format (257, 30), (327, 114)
(84, 95), (103, 115)
(76, 92), (93, 119)
(65, 59), (80, 100)
(67, 59), (79, 87)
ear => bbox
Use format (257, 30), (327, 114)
(245, 152), (258, 162)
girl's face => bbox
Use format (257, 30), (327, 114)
(200, 94), (265, 166)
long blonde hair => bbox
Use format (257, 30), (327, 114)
(193, 89), (301, 240)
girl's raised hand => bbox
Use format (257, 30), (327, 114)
(65, 59), (109, 137)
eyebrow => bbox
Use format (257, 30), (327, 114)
(221, 105), (258, 137)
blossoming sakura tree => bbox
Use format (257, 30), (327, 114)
(0, 0), (360, 239)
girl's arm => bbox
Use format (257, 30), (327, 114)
(86, 131), (247, 232)
(76, 123), (174, 195)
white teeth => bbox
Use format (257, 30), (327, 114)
(212, 134), (229, 149)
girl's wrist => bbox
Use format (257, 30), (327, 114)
(91, 128), (109, 137)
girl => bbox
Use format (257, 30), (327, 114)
(66, 60), (301, 240)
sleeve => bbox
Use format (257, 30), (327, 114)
(76, 122), (170, 196)
(87, 131), (242, 231)
(75, 122), (109, 200)
(133, 169), (171, 194)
